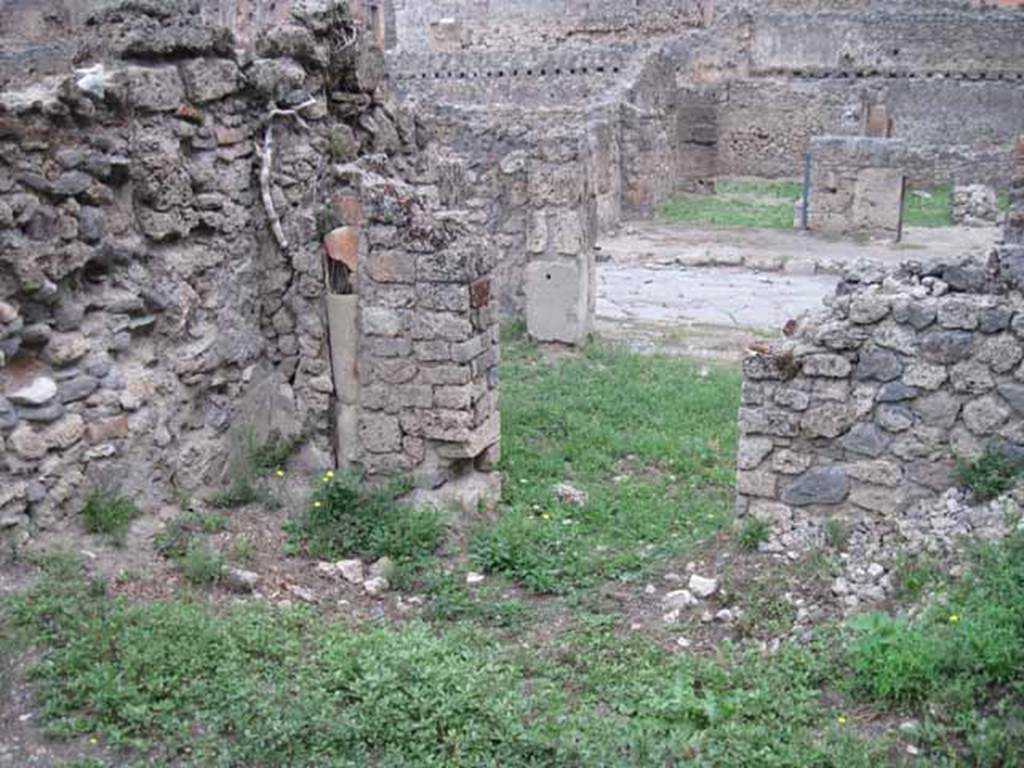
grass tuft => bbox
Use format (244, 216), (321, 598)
(955, 448), (1023, 502)
(81, 491), (139, 545)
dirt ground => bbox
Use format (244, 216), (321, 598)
(596, 221), (1001, 360)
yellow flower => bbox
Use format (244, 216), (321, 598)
(949, 614), (960, 624)
(542, 513), (552, 521)
(314, 501), (322, 509)
(89, 737), (98, 745)
(837, 716), (847, 725)
(275, 469), (285, 478)
(325, 470), (335, 480)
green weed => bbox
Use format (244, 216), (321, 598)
(955, 448), (1022, 502)
(738, 517), (770, 551)
(180, 540), (223, 585)
(288, 471), (446, 569)
(81, 491), (139, 545)
(824, 517), (850, 551)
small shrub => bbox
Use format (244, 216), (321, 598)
(825, 518), (850, 551)
(180, 541), (223, 585)
(738, 518), (770, 551)
(955, 450), (1022, 502)
(291, 471), (445, 563)
(82, 491), (139, 544)
(231, 538), (254, 563)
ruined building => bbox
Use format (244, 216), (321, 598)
(1, 0), (1023, 551)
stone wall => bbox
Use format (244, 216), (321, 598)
(388, 0), (708, 53)
(735, 243), (1024, 606)
(0, 1), (501, 552)
(707, 76), (1024, 185)
(807, 137), (907, 239)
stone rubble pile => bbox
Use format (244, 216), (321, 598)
(952, 184), (1000, 227)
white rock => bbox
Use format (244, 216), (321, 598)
(364, 576), (389, 596)
(9, 377), (57, 405)
(466, 571), (486, 586)
(688, 574), (718, 599)
(643, 583), (657, 595)
(553, 482), (588, 508)
(224, 567), (260, 593)
(662, 609), (680, 624)
(676, 637), (692, 649)
(288, 585), (316, 604)
(336, 559), (364, 584)
(662, 589), (697, 610)
(715, 608), (734, 623)
(867, 562), (885, 579)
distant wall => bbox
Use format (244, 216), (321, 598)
(708, 76), (1024, 186)
(388, 0), (707, 53)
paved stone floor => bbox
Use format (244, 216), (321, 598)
(595, 222), (1001, 361)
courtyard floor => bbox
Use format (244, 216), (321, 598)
(596, 221), (1000, 360)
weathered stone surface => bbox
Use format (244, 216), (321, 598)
(58, 375), (99, 404)
(846, 459), (902, 487)
(9, 425), (46, 459)
(998, 382), (1024, 414)
(801, 353), (851, 378)
(736, 471), (777, 498)
(800, 402), (851, 438)
(920, 331), (974, 364)
(9, 376), (57, 406)
(736, 437), (774, 470)
(949, 361), (994, 394)
(877, 404), (914, 433)
(937, 299), (980, 330)
(877, 382), (918, 402)
(782, 468), (850, 506)
(841, 424), (889, 457)
(359, 413), (403, 454)
(180, 58), (240, 103)
(914, 391), (962, 429)
(772, 448), (813, 475)
(43, 414), (85, 450)
(962, 396), (1010, 435)
(902, 362), (948, 390)
(977, 334), (1024, 374)
(848, 295), (890, 324)
(855, 349), (902, 382)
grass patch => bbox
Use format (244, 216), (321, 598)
(471, 335), (741, 593)
(659, 179), (801, 230)
(845, 531), (1024, 763)
(903, 186), (953, 227)
(81, 491), (139, 545)
(3, 556), (886, 767)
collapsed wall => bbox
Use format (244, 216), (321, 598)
(736, 156), (1024, 606)
(0, 1), (501, 552)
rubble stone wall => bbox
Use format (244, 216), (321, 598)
(0, 1), (501, 551)
(735, 220), (1024, 604)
